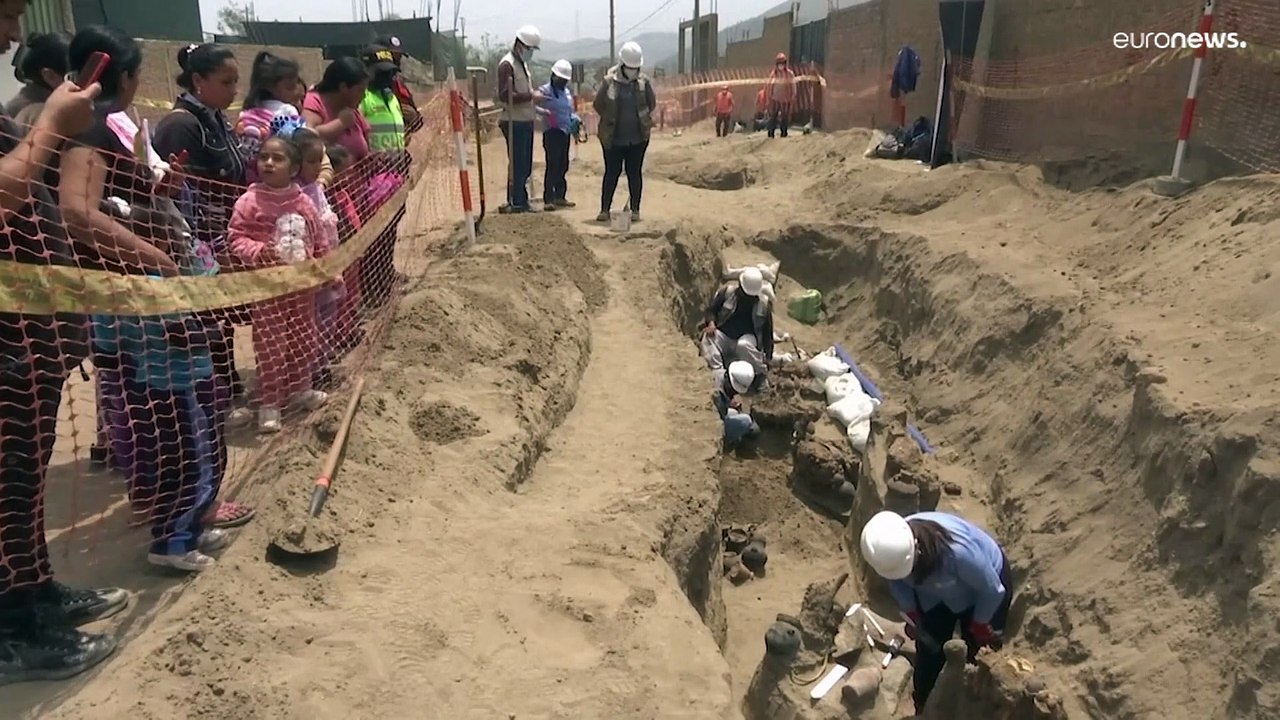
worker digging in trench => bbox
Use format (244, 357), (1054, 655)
(713, 360), (764, 450)
(702, 266), (774, 391)
(859, 510), (1014, 715)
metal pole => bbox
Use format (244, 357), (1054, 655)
(447, 67), (477, 244)
(609, 0), (616, 61)
(1171, 0), (1215, 180)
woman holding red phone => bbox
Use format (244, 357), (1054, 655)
(59, 26), (236, 573)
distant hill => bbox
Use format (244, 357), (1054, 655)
(538, 31), (679, 72)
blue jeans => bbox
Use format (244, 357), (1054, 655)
(500, 120), (535, 209)
(714, 393), (756, 444)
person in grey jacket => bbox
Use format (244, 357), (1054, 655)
(592, 41), (656, 223)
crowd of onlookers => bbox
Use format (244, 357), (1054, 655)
(0, 0), (421, 686)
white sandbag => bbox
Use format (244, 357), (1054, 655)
(807, 348), (850, 381)
(828, 392), (879, 428)
(724, 261), (780, 285)
(847, 418), (871, 452)
(824, 374), (864, 404)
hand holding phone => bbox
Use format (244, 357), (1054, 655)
(81, 51), (110, 87)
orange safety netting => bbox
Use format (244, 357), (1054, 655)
(0, 90), (459, 588)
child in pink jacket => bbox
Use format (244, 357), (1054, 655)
(228, 121), (331, 433)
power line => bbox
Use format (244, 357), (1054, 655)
(584, 0), (679, 57)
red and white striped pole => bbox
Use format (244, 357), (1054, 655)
(447, 66), (477, 244)
(1170, 0), (1215, 181)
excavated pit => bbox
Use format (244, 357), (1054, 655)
(651, 217), (1280, 719)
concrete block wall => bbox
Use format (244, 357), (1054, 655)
(821, 0), (1210, 165)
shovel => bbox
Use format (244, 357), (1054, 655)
(467, 66), (489, 232)
(268, 376), (366, 560)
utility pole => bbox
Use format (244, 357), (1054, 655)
(692, 0), (700, 73)
(460, 17), (467, 70)
(609, 0), (615, 61)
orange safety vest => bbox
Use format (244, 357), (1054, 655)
(715, 91), (734, 115)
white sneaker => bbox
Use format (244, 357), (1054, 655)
(258, 407), (282, 434)
(295, 390), (329, 411)
(147, 550), (216, 572)
(228, 407), (254, 428)
(199, 529), (230, 553)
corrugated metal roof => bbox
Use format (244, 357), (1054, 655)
(21, 0), (70, 35)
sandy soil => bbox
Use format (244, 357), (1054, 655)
(634, 128), (1280, 718)
(14, 118), (1280, 719)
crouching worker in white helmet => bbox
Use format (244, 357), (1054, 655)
(702, 266), (773, 386)
(859, 510), (1013, 714)
(714, 361), (763, 448)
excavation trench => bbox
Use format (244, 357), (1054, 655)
(653, 218), (1280, 719)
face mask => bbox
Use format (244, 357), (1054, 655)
(552, 77), (567, 89)
(621, 67), (637, 80)
(519, 48), (533, 62)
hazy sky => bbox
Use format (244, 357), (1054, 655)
(200, 0), (784, 44)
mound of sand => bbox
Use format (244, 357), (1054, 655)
(409, 400), (486, 445)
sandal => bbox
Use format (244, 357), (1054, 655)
(203, 500), (256, 529)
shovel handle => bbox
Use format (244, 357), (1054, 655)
(308, 376), (366, 517)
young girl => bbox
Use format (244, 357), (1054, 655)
(228, 120), (330, 432)
(325, 143), (365, 350)
(293, 128), (346, 363)
(236, 52), (332, 186)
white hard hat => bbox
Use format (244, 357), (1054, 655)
(739, 267), (764, 296)
(516, 25), (542, 49)
(727, 361), (755, 394)
(552, 59), (573, 80)
(619, 41), (644, 68)
(860, 511), (916, 581)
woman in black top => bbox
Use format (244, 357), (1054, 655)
(150, 43), (257, 529)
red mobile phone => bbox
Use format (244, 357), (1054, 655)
(81, 51), (110, 86)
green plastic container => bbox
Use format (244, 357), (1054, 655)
(787, 289), (823, 325)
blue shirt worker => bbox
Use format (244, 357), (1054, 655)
(859, 510), (1013, 714)
(537, 59), (578, 209)
(713, 361), (762, 448)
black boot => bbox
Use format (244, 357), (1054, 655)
(44, 582), (130, 627)
(0, 623), (117, 687)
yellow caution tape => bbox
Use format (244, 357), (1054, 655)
(0, 187), (407, 316)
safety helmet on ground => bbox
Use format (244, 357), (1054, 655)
(552, 59), (573, 80)
(776, 52), (787, 63)
(516, 25), (542, 49)
(739, 267), (764, 297)
(619, 41), (644, 68)
(860, 511), (916, 581)
(728, 361), (755, 394)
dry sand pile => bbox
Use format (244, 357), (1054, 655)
(20, 120), (1280, 720)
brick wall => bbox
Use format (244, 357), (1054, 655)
(821, 0), (1214, 167)
(724, 13), (794, 68)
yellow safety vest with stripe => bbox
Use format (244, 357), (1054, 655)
(360, 88), (406, 152)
